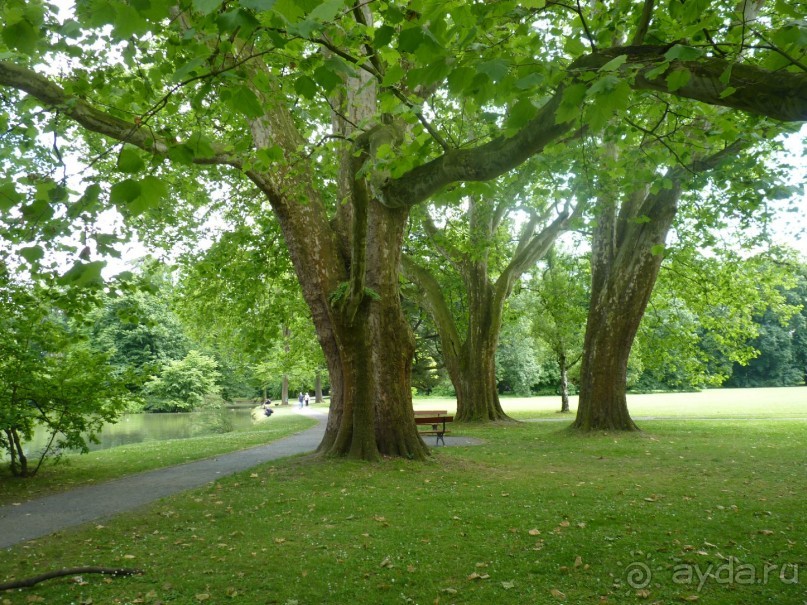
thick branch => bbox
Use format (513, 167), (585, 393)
(631, 0), (655, 45)
(0, 61), (241, 167)
(496, 208), (574, 304)
(420, 212), (464, 270)
(381, 48), (806, 209)
(400, 255), (463, 362)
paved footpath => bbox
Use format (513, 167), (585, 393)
(0, 409), (482, 550)
(0, 410), (328, 550)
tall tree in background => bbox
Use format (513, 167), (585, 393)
(402, 175), (577, 421)
(529, 250), (589, 412)
(1, 0), (805, 453)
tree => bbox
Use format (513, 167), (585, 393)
(402, 177), (576, 421)
(724, 259), (807, 387)
(2, 0), (805, 453)
(0, 272), (126, 477)
(529, 250), (589, 412)
(91, 290), (190, 390)
(175, 222), (326, 403)
(635, 249), (798, 391)
(142, 350), (222, 412)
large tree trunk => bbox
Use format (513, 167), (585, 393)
(573, 139), (744, 431)
(573, 184), (680, 431)
(315, 203), (428, 460)
(454, 265), (510, 422)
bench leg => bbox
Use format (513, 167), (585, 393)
(436, 432), (445, 446)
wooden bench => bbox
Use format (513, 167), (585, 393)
(414, 410), (453, 446)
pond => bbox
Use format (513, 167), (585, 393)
(10, 408), (260, 458)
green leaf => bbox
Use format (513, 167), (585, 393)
(308, 0), (346, 22)
(193, 0), (221, 14)
(313, 65), (342, 92)
(217, 9), (259, 35)
(229, 85), (264, 118)
(19, 245), (44, 264)
(599, 54), (627, 72)
(555, 83), (587, 125)
(397, 27), (424, 53)
(719, 86), (737, 99)
(505, 99), (537, 130)
(666, 68), (691, 92)
(241, 0), (277, 10)
(294, 75), (319, 99)
(110, 179), (142, 206)
(643, 61), (670, 81)
(0, 180), (23, 211)
(374, 25), (395, 48)
(60, 261), (106, 286)
(67, 184), (102, 219)
(382, 64), (406, 87)
(664, 44), (703, 62)
(129, 176), (168, 215)
(515, 72), (544, 90)
(257, 145), (284, 164)
(117, 148), (146, 174)
(167, 143), (196, 164)
(476, 59), (509, 83)
(2, 20), (39, 55)
(446, 66), (475, 94)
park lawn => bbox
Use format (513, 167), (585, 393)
(0, 412), (317, 507)
(414, 386), (807, 420)
(1, 419), (805, 605)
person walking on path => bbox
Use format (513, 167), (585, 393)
(298, 392), (304, 408)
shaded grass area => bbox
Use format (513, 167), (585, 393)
(0, 413), (317, 506)
(1, 420), (805, 604)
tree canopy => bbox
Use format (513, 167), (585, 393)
(1, 0), (805, 458)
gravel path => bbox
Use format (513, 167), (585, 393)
(0, 409), (482, 550)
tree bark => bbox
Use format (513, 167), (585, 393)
(559, 353), (570, 413)
(281, 375), (289, 405)
(573, 141), (746, 431)
(314, 372), (323, 403)
(573, 184), (678, 431)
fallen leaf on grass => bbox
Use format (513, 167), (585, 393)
(195, 594), (210, 602)
(528, 529), (541, 536)
(501, 580), (515, 589)
(681, 596), (699, 602)
(758, 529), (774, 535)
(550, 588), (566, 600)
(636, 588), (650, 598)
(441, 587), (458, 594)
(467, 572), (490, 580)
(380, 556), (393, 568)
(574, 556), (583, 568)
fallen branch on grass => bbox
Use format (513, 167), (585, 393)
(0, 567), (143, 590)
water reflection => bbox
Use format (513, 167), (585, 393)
(13, 408), (258, 457)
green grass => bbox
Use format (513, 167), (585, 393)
(1, 418), (805, 604)
(415, 386), (807, 420)
(0, 410), (317, 506)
